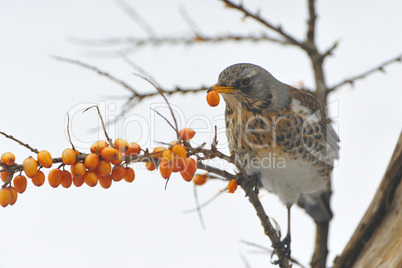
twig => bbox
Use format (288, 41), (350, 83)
(70, 34), (290, 48)
(83, 105), (113, 146)
(0, 131), (39, 154)
(183, 186), (227, 213)
(221, 0), (305, 49)
(53, 56), (138, 95)
(120, 53), (162, 88)
(179, 6), (203, 37)
(151, 108), (177, 133)
(133, 74), (179, 137)
(329, 54), (402, 92)
(193, 184), (206, 230)
(114, 0), (156, 36)
(66, 113), (76, 151)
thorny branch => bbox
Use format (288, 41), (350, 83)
(222, 0), (305, 49)
(0, 131), (39, 154)
(328, 54), (402, 92)
(54, 56), (208, 115)
(71, 34), (289, 49)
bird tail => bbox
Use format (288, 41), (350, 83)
(297, 182), (332, 223)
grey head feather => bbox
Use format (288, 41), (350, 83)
(218, 63), (291, 111)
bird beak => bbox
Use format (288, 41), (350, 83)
(207, 84), (236, 93)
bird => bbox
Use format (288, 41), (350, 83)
(208, 63), (339, 256)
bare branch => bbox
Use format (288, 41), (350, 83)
(54, 55), (207, 112)
(0, 131), (39, 154)
(151, 108), (177, 133)
(179, 5), (203, 36)
(183, 186), (227, 213)
(53, 56), (138, 95)
(114, 0), (156, 36)
(221, 0), (306, 49)
(70, 33), (292, 49)
(66, 113), (76, 151)
(134, 74), (179, 137)
(329, 54), (402, 92)
(193, 184), (206, 230)
(119, 53), (162, 88)
(83, 105), (113, 146)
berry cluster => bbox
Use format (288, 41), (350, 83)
(0, 126), (242, 208)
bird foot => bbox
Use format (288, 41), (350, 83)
(238, 173), (261, 196)
(271, 234), (291, 265)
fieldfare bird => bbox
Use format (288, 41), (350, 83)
(208, 63), (339, 255)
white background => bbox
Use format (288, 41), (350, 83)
(1, 1), (401, 267)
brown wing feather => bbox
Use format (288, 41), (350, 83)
(289, 88), (339, 159)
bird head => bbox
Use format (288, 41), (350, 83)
(208, 63), (291, 112)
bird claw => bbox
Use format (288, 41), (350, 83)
(271, 234), (291, 265)
(244, 173), (261, 196)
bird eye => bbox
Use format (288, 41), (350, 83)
(241, 78), (251, 86)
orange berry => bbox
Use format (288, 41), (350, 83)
(206, 90), (220, 107)
(1, 152), (15, 166)
(13, 175), (27, 193)
(61, 170), (73, 188)
(71, 162), (86, 179)
(110, 151), (124, 165)
(111, 165), (126, 182)
(172, 156), (185, 172)
(62, 148), (76, 165)
(48, 169), (63, 188)
(159, 159), (173, 179)
(182, 158), (197, 175)
(7, 186), (18, 206)
(90, 140), (109, 154)
(84, 153), (100, 171)
(178, 128), (195, 141)
(96, 160), (111, 177)
(0, 188), (11, 207)
(22, 157), (38, 178)
(125, 143), (141, 156)
(180, 171), (194, 182)
(193, 174), (207, 186)
(171, 144), (187, 159)
(84, 171), (98, 187)
(37, 150), (53, 168)
(100, 147), (120, 162)
(72, 175), (85, 187)
(180, 158), (197, 182)
(152, 146), (166, 159)
(1, 171), (10, 183)
(98, 175), (112, 189)
(114, 138), (129, 153)
(31, 170), (45, 186)
(227, 179), (238, 193)
(145, 162), (156, 171)
(124, 167), (135, 183)
(161, 149), (174, 162)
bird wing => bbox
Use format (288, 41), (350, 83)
(289, 88), (340, 159)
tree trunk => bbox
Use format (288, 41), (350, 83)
(333, 131), (402, 268)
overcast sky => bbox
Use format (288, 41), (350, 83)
(1, 1), (401, 268)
